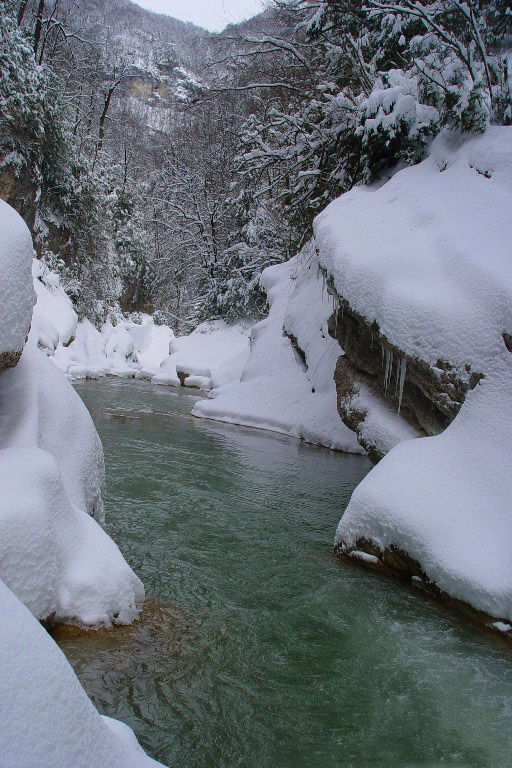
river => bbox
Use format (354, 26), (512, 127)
(55, 378), (512, 768)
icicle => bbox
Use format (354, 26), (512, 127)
(381, 344), (384, 367)
(384, 348), (393, 396)
(398, 357), (407, 417)
(321, 271), (325, 301)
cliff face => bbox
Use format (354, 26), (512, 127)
(324, 275), (483, 460)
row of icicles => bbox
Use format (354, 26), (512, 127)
(319, 266), (407, 418)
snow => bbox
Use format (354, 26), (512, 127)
(0, 579), (164, 768)
(192, 243), (362, 453)
(324, 127), (512, 619)
(341, 382), (418, 457)
(348, 550), (379, 565)
(0, 201), (163, 766)
(31, 259), (77, 352)
(152, 319), (253, 390)
(0, 200), (35, 356)
(52, 315), (174, 380)
(0, 344), (144, 626)
(315, 127), (512, 375)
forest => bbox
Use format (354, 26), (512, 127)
(2, 0), (510, 328)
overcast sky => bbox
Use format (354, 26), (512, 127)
(132, 0), (266, 32)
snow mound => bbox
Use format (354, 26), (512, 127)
(31, 259), (78, 352)
(337, 363), (512, 619)
(0, 344), (144, 626)
(322, 127), (512, 619)
(52, 314), (174, 380)
(0, 579), (164, 768)
(152, 319), (253, 390)
(0, 200), (35, 356)
(193, 245), (362, 453)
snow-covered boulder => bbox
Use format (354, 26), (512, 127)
(0, 200), (35, 371)
(0, 344), (144, 626)
(316, 127), (512, 622)
(0, 579), (163, 768)
(192, 244), (362, 452)
(152, 319), (252, 390)
(52, 314), (174, 380)
(31, 258), (77, 352)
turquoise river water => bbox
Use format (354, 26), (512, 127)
(56, 378), (512, 768)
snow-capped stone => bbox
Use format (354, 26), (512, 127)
(0, 200), (35, 366)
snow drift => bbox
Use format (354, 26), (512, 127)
(315, 127), (512, 621)
(50, 313), (174, 381)
(0, 579), (163, 768)
(193, 243), (362, 452)
(31, 258), (77, 352)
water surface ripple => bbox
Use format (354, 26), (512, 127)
(57, 379), (512, 768)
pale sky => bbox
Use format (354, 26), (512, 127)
(132, 0), (267, 32)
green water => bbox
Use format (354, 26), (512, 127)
(60, 379), (512, 768)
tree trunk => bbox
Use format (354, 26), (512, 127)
(33, 0), (45, 58)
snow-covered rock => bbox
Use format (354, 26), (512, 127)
(192, 244), (362, 453)
(315, 127), (512, 375)
(152, 319), (253, 390)
(0, 202), (143, 626)
(0, 343), (144, 626)
(0, 200), (163, 766)
(0, 200), (35, 368)
(52, 314), (174, 380)
(0, 579), (163, 768)
(316, 127), (512, 620)
(31, 259), (77, 352)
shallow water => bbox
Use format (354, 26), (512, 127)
(59, 378), (512, 768)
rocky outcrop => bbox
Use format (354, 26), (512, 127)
(323, 270), (483, 460)
(0, 157), (37, 231)
(336, 538), (512, 641)
(0, 349), (23, 375)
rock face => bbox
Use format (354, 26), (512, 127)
(0, 159), (38, 232)
(325, 275), (483, 460)
(0, 349), (22, 375)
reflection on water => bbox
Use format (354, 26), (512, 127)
(57, 379), (512, 768)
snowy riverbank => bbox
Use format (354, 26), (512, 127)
(0, 200), (165, 767)
(192, 243), (361, 452)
